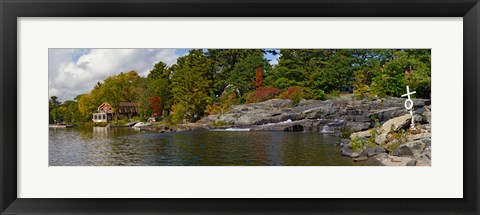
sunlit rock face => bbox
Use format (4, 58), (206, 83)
(201, 97), (429, 133)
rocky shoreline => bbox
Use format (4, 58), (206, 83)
(201, 96), (429, 131)
(133, 96), (431, 166)
(339, 110), (431, 166)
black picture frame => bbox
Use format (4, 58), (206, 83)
(1, 0), (479, 214)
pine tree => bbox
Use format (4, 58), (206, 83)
(171, 49), (215, 122)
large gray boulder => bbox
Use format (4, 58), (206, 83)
(416, 146), (431, 166)
(341, 147), (353, 157)
(373, 107), (406, 122)
(380, 114), (412, 134)
(391, 145), (416, 159)
(334, 139), (351, 147)
(375, 133), (387, 144)
(350, 150), (363, 158)
(230, 99), (293, 113)
(406, 160), (417, 166)
(217, 113), (239, 124)
(422, 106), (431, 124)
(421, 138), (431, 147)
(235, 113), (272, 125)
(391, 140), (426, 160)
(303, 107), (327, 119)
(340, 147), (363, 158)
(346, 121), (371, 132)
(362, 146), (386, 157)
(350, 130), (372, 139)
(407, 131), (431, 141)
(376, 154), (416, 166)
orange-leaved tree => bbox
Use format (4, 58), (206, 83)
(149, 95), (163, 117)
(252, 67), (264, 90)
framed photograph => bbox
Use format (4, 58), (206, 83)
(1, 0), (479, 214)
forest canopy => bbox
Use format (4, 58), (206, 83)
(49, 49), (431, 124)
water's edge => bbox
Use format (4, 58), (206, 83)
(49, 127), (379, 166)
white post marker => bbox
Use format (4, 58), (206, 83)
(401, 86), (416, 130)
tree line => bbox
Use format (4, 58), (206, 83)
(49, 49), (431, 124)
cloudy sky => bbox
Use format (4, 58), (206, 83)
(49, 48), (279, 102)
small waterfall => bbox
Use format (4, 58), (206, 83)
(321, 125), (335, 133)
(225, 128), (250, 131)
(210, 127), (250, 131)
(261, 119), (293, 126)
(321, 119), (345, 133)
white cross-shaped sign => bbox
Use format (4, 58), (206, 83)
(401, 86), (416, 130)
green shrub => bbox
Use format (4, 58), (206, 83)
(386, 129), (408, 153)
(350, 128), (378, 151)
(353, 71), (370, 99)
(370, 114), (380, 123)
(316, 89), (326, 100)
(354, 85), (369, 99)
(350, 137), (367, 151)
(326, 90), (340, 99)
(93, 122), (108, 127)
(131, 116), (143, 121)
(205, 92), (240, 115)
(339, 125), (352, 139)
(239, 95), (247, 104)
(210, 121), (233, 127)
(119, 118), (129, 125)
(163, 115), (175, 127)
(171, 103), (189, 124)
(304, 88), (325, 100)
(221, 92), (239, 106)
(205, 103), (223, 115)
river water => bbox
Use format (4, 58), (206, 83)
(49, 127), (379, 166)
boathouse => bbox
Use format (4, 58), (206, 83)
(92, 102), (138, 122)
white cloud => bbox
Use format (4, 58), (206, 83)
(48, 49), (180, 101)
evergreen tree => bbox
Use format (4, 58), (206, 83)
(228, 54), (270, 96)
(171, 49), (215, 122)
(206, 49), (265, 96)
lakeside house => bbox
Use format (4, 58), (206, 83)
(92, 102), (138, 122)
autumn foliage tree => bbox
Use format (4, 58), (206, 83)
(252, 67), (264, 90)
(102, 71), (142, 122)
(149, 95), (163, 117)
(228, 55), (270, 97)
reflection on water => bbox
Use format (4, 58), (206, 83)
(49, 127), (379, 166)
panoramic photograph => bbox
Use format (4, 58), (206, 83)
(49, 49), (431, 166)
